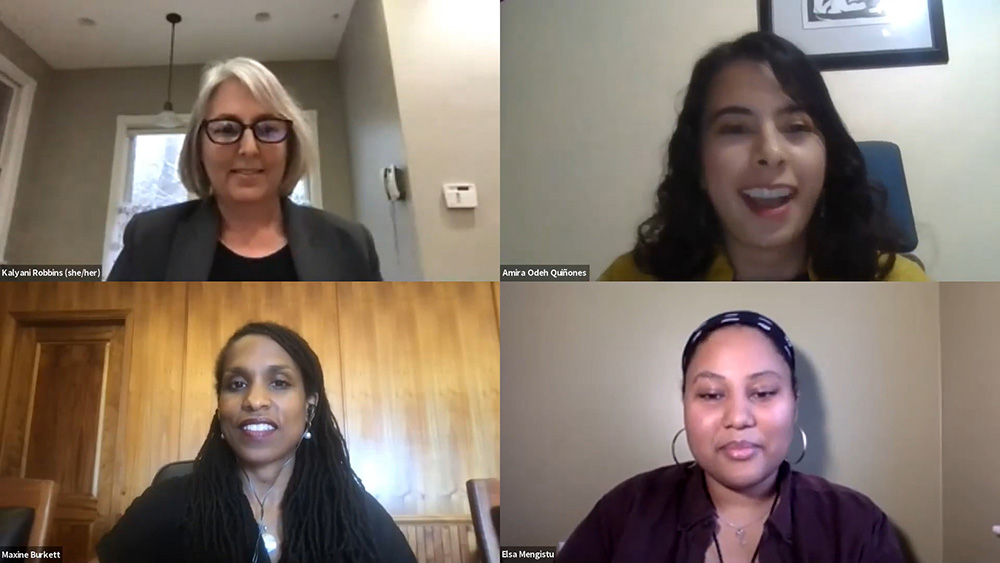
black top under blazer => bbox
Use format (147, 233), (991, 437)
(107, 197), (382, 281)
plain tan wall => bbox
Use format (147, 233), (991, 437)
(382, 0), (500, 281)
(940, 284), (1000, 561)
(339, 0), (424, 281)
(500, 283), (942, 562)
(4, 59), (355, 265)
(500, 0), (1000, 281)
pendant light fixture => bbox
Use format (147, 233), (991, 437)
(154, 13), (185, 128)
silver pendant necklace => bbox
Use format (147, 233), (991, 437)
(715, 492), (780, 547)
(242, 454), (295, 556)
(717, 510), (769, 546)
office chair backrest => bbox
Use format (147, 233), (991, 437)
(467, 478), (500, 563)
(152, 460), (196, 486)
(0, 507), (34, 546)
(0, 477), (58, 547)
(857, 141), (918, 253)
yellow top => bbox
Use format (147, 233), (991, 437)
(598, 251), (929, 281)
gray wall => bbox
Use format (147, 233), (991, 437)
(500, 283), (943, 562)
(940, 284), (1000, 562)
(338, 0), (423, 281)
(0, 21), (50, 82)
(5, 59), (354, 265)
(0, 20), (52, 262)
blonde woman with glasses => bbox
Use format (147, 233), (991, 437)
(108, 57), (381, 281)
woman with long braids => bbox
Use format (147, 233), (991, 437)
(94, 322), (416, 562)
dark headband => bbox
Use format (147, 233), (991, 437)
(681, 310), (795, 374)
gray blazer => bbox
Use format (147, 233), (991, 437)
(107, 197), (382, 281)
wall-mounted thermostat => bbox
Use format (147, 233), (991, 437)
(443, 183), (478, 209)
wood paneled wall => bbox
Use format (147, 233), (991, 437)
(0, 283), (498, 530)
(339, 283), (501, 515)
(0, 283), (188, 525)
(397, 517), (481, 563)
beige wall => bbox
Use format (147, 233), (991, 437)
(500, 283), (943, 562)
(4, 59), (355, 265)
(500, 0), (1000, 281)
(339, 0), (424, 281)
(382, 0), (500, 281)
(940, 284), (1000, 561)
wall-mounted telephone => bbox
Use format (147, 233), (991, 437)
(382, 165), (406, 201)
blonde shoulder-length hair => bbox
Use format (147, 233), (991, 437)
(178, 57), (318, 199)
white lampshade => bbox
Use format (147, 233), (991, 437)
(154, 109), (185, 129)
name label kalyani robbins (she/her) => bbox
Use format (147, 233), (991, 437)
(0, 267), (101, 280)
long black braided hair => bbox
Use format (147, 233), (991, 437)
(183, 322), (379, 562)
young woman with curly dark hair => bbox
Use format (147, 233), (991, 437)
(599, 31), (927, 281)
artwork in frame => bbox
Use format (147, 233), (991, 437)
(758, 0), (948, 71)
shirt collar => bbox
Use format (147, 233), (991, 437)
(676, 461), (795, 544)
(767, 462), (795, 543)
(705, 250), (817, 281)
(676, 463), (716, 531)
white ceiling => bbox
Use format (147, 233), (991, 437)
(0, 0), (357, 70)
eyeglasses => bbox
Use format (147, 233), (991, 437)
(202, 118), (292, 145)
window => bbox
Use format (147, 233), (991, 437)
(103, 112), (321, 276)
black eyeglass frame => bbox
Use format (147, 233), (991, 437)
(201, 118), (294, 145)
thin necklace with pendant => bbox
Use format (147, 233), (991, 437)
(711, 492), (780, 562)
(242, 454), (295, 555)
(717, 509), (769, 546)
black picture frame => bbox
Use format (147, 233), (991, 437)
(758, 0), (949, 71)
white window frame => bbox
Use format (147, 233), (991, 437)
(103, 110), (323, 272)
(0, 52), (37, 264)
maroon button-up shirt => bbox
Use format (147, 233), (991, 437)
(555, 461), (905, 562)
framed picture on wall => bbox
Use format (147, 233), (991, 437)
(758, 0), (949, 71)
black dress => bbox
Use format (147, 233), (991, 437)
(95, 474), (417, 563)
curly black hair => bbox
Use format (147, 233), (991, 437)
(183, 322), (379, 562)
(632, 31), (902, 280)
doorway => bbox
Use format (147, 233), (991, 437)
(0, 54), (37, 264)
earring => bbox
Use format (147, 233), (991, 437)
(216, 410), (226, 441)
(671, 428), (687, 466)
(303, 404), (316, 440)
(788, 426), (808, 465)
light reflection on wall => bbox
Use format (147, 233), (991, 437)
(354, 450), (395, 500)
(880, 0), (926, 26)
(422, 0), (498, 46)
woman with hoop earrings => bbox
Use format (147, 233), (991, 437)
(556, 311), (904, 563)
